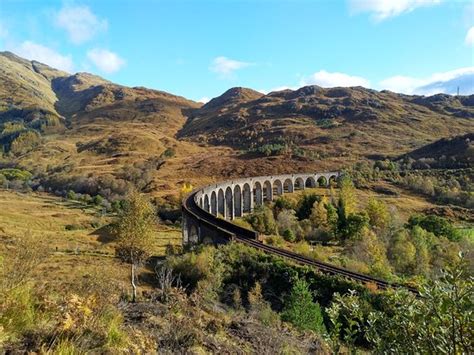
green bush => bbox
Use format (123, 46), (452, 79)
(282, 228), (296, 242)
(0, 168), (32, 182)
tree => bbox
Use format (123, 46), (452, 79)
(310, 196), (329, 229)
(338, 213), (369, 242)
(296, 193), (320, 220)
(367, 258), (473, 353)
(407, 214), (460, 241)
(365, 198), (389, 231)
(114, 190), (156, 302)
(328, 257), (473, 354)
(245, 205), (277, 235)
(338, 176), (357, 216)
(281, 279), (326, 334)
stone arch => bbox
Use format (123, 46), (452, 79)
(217, 189), (225, 217)
(225, 186), (233, 219)
(189, 224), (199, 244)
(204, 194), (210, 212)
(317, 176), (327, 187)
(329, 175), (338, 186)
(211, 191), (217, 215)
(254, 181), (263, 206)
(263, 180), (272, 202)
(283, 178), (294, 193)
(243, 183), (252, 213)
(294, 177), (305, 190)
(234, 185), (242, 217)
(305, 176), (316, 188)
(273, 179), (283, 197)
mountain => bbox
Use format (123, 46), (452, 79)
(1, 52), (473, 200)
(179, 85), (474, 159)
(0, 51), (207, 200)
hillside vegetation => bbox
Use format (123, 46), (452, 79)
(179, 86), (474, 161)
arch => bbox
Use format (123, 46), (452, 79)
(273, 179), (283, 197)
(217, 189), (225, 217)
(243, 183), (252, 213)
(225, 186), (233, 219)
(189, 224), (199, 244)
(234, 185), (242, 217)
(294, 177), (305, 190)
(263, 180), (273, 202)
(253, 181), (263, 206)
(199, 197), (203, 208)
(204, 194), (210, 212)
(329, 175), (338, 186)
(283, 178), (294, 193)
(305, 176), (316, 188)
(317, 176), (327, 187)
(211, 191), (217, 215)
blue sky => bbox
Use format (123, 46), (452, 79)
(0, 0), (473, 102)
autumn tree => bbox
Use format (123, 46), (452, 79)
(310, 195), (329, 229)
(338, 176), (357, 216)
(365, 198), (389, 231)
(114, 190), (156, 302)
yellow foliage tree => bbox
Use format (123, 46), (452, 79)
(114, 190), (156, 302)
(339, 176), (357, 216)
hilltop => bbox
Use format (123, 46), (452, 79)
(179, 85), (474, 160)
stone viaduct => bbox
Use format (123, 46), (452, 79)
(182, 172), (340, 245)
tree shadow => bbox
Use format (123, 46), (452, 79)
(89, 224), (115, 244)
(138, 256), (167, 289)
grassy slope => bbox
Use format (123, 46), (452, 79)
(0, 190), (181, 292)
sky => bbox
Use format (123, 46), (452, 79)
(0, 0), (473, 102)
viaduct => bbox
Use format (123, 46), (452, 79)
(182, 172), (339, 245)
(181, 171), (419, 293)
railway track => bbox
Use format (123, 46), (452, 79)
(184, 191), (419, 294)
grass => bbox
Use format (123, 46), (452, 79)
(0, 189), (182, 293)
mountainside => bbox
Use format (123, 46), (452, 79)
(399, 133), (474, 169)
(1, 52), (473, 201)
(179, 85), (474, 159)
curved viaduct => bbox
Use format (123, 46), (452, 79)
(181, 171), (418, 293)
(182, 172), (339, 245)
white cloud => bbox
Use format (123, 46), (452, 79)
(210, 56), (252, 78)
(198, 97), (210, 104)
(87, 48), (125, 74)
(380, 67), (474, 95)
(13, 41), (74, 72)
(465, 26), (474, 46)
(349, 0), (442, 21)
(55, 4), (108, 44)
(300, 70), (371, 88)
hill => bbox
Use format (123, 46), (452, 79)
(399, 133), (473, 169)
(179, 86), (474, 160)
(1, 52), (473, 202)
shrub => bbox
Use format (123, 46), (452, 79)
(266, 235), (285, 247)
(282, 228), (296, 242)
